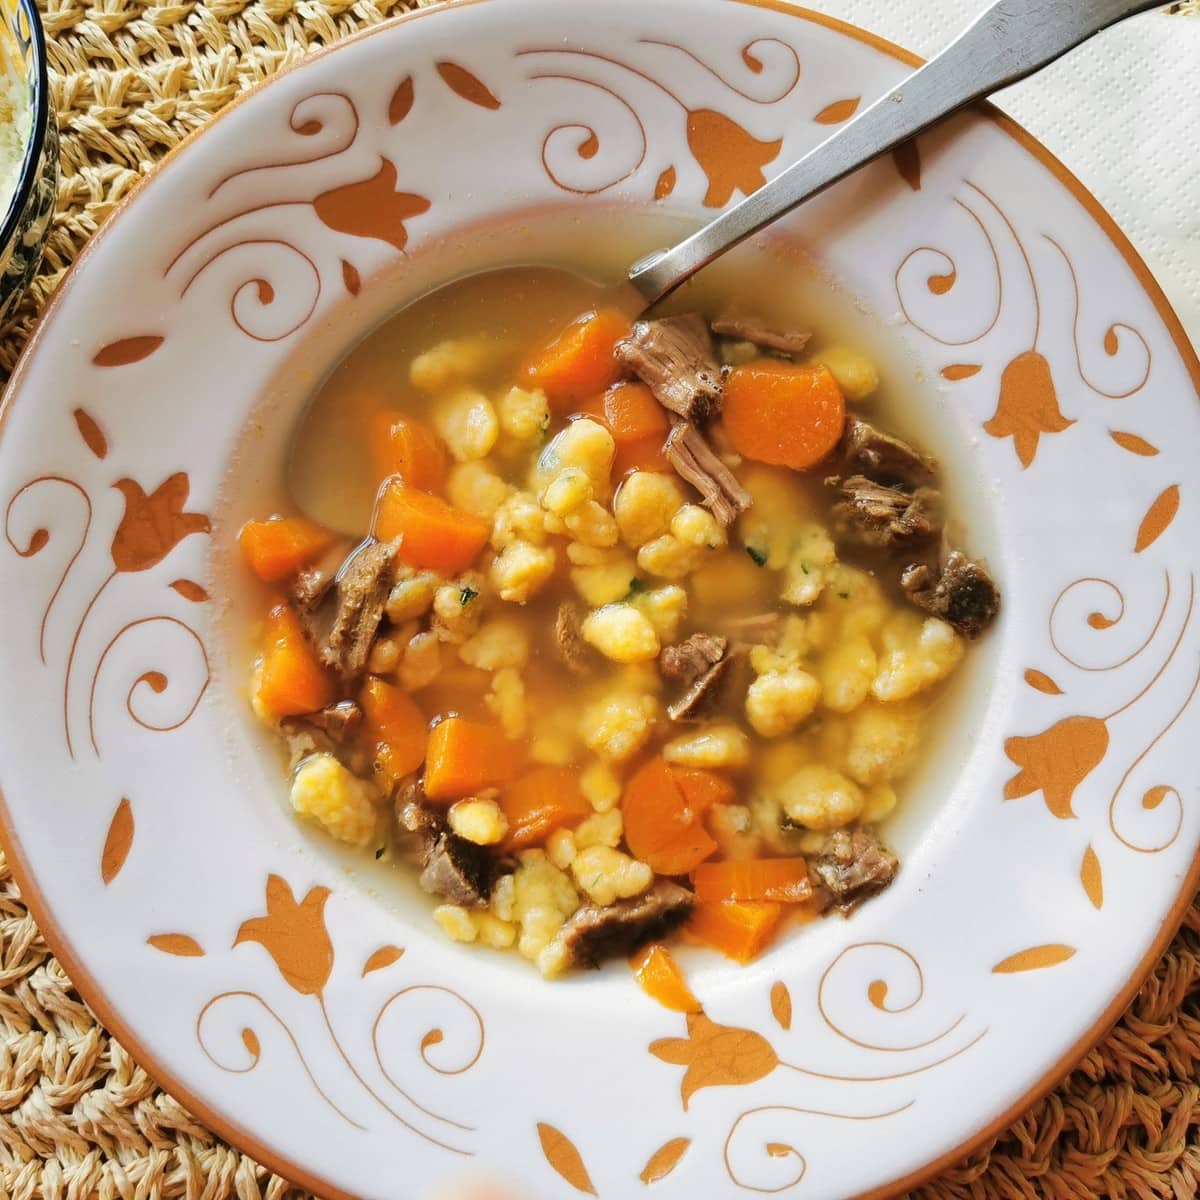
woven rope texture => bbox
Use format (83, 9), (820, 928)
(0, 1), (1197, 1197)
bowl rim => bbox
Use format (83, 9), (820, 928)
(0, 3), (1197, 1199)
(0, 0), (50, 255)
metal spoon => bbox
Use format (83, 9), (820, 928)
(289, 0), (1166, 529)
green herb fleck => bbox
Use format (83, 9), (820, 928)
(800, 562), (810, 575)
(624, 577), (648, 600)
(837, 591), (849, 600)
(746, 545), (768, 567)
(374, 847), (385, 860)
(459, 585), (479, 606)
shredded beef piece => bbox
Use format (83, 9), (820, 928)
(420, 835), (494, 909)
(660, 633), (737, 721)
(550, 882), (694, 968)
(318, 538), (401, 683)
(720, 612), (786, 646)
(711, 311), (811, 357)
(393, 785), (494, 907)
(555, 601), (595, 675)
(901, 551), (1000, 639)
(665, 421), (752, 527)
(615, 315), (722, 422)
(290, 541), (352, 612)
(830, 475), (941, 550)
(809, 828), (899, 913)
(660, 633), (727, 681)
(840, 418), (935, 487)
(282, 702), (369, 774)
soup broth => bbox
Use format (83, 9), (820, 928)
(233, 225), (999, 985)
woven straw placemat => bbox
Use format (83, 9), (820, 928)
(0, 2), (1197, 1197)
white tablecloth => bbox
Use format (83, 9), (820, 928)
(802, 1), (1200, 346)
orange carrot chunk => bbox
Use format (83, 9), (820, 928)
(613, 434), (671, 477)
(254, 602), (335, 718)
(360, 677), (428, 783)
(688, 900), (783, 963)
(622, 757), (719, 877)
(629, 942), (702, 1013)
(722, 361), (846, 470)
(604, 381), (670, 442)
(424, 716), (520, 802)
(238, 517), (334, 584)
(370, 414), (448, 493)
(500, 765), (591, 850)
(693, 858), (813, 904)
(522, 309), (631, 409)
(373, 480), (490, 575)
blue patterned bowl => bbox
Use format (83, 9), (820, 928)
(0, 0), (55, 326)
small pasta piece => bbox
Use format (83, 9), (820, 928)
(486, 667), (527, 738)
(541, 467), (594, 516)
(446, 461), (510, 519)
(809, 344), (879, 401)
(581, 603), (660, 663)
(386, 570), (441, 623)
(745, 668), (821, 737)
(580, 759), (622, 812)
(872, 615), (964, 701)
(663, 722), (750, 770)
(614, 471), (685, 547)
(535, 419), (615, 497)
(571, 846), (653, 906)
(433, 904), (478, 942)
(581, 691), (657, 763)
(459, 617), (530, 670)
(862, 783), (898, 824)
(410, 335), (503, 392)
(498, 385), (550, 442)
(448, 798), (509, 845)
(572, 561), (639, 608)
(632, 585), (688, 643)
(492, 490), (547, 549)
(843, 702), (919, 785)
(491, 540), (556, 603)
(400, 631), (443, 692)
(780, 764), (865, 831)
(290, 754), (379, 847)
(565, 500), (620, 549)
(819, 636), (877, 714)
(574, 809), (623, 849)
(434, 388), (499, 462)
(431, 577), (485, 643)
(670, 503), (726, 551)
(546, 828), (578, 870)
(637, 534), (701, 580)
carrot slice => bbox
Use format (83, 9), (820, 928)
(238, 517), (334, 584)
(370, 414), (448, 493)
(613, 432), (670, 476)
(360, 677), (427, 783)
(688, 900), (783, 963)
(424, 716), (520, 802)
(373, 480), (490, 575)
(672, 768), (735, 814)
(254, 602), (335, 718)
(522, 309), (631, 409)
(629, 942), (702, 1013)
(500, 764), (591, 850)
(604, 382), (669, 442)
(722, 361), (846, 470)
(622, 757), (720, 876)
(693, 858), (813, 904)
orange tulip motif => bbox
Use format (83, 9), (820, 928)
(235, 874), (335, 997)
(1003, 714), (1110, 820)
(313, 158), (431, 252)
(686, 110), (782, 208)
(649, 1011), (779, 1109)
(111, 474), (211, 573)
(983, 350), (1074, 468)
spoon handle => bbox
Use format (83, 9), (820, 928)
(628, 0), (1166, 305)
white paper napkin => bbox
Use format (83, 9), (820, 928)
(800, 1), (1200, 347)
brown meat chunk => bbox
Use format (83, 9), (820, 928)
(711, 311), (811, 357)
(668, 655), (739, 722)
(420, 834), (494, 909)
(555, 602), (595, 675)
(809, 829), (899, 913)
(394, 786), (495, 908)
(665, 421), (752, 527)
(282, 702), (369, 773)
(831, 476), (941, 551)
(841, 418), (935, 487)
(551, 882), (694, 969)
(322, 538), (401, 683)
(660, 633), (727, 681)
(901, 552), (1000, 639)
(615, 315), (722, 422)
(290, 540), (352, 613)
